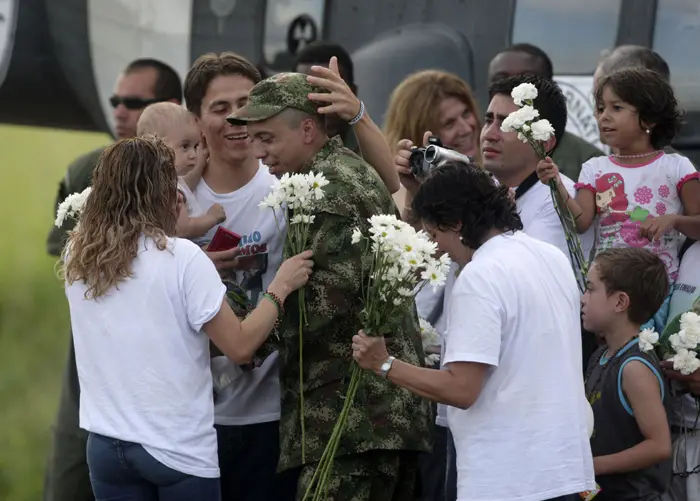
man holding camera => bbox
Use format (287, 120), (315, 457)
(397, 74), (593, 263)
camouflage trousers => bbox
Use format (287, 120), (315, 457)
(295, 450), (419, 501)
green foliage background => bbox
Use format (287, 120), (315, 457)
(0, 125), (109, 501)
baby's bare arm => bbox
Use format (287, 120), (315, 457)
(177, 203), (226, 239)
(178, 214), (220, 239)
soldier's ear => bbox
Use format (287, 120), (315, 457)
(301, 116), (320, 144)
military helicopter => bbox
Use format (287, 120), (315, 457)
(1, 0), (698, 164)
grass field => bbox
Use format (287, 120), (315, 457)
(0, 125), (110, 501)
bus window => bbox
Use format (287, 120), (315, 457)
(263, 0), (325, 70)
(511, 0), (622, 75)
(653, 0), (700, 110)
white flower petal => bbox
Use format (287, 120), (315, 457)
(511, 82), (538, 106)
(530, 119), (556, 142)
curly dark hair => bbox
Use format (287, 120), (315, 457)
(489, 74), (567, 150)
(411, 161), (523, 249)
(595, 68), (682, 149)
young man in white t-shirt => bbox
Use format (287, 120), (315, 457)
(353, 162), (595, 501)
(183, 53), (287, 501)
(183, 52), (399, 500)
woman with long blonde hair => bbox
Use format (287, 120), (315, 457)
(384, 70), (482, 212)
(383, 70), (481, 501)
(62, 135), (312, 501)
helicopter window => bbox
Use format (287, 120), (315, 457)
(263, 0), (325, 70)
(653, 0), (700, 110)
(511, 0), (622, 75)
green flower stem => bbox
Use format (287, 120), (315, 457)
(302, 363), (363, 501)
(521, 128), (589, 292)
(547, 179), (589, 293)
(286, 208), (313, 465)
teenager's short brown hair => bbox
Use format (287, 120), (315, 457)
(184, 52), (261, 116)
(594, 248), (668, 325)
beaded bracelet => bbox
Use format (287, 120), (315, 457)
(262, 291), (285, 317)
(348, 100), (365, 126)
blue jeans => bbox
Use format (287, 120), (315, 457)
(86, 433), (220, 501)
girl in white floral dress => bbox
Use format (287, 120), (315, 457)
(537, 68), (700, 332)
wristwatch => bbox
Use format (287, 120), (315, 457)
(379, 356), (396, 378)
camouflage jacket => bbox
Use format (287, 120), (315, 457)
(47, 147), (107, 256)
(277, 137), (433, 471)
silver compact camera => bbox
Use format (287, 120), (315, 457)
(408, 136), (475, 179)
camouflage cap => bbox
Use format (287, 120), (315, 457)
(227, 72), (325, 125)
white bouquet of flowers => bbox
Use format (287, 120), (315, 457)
(259, 171), (328, 463)
(259, 172), (329, 260)
(640, 313), (700, 375)
(500, 83), (588, 293)
(54, 187), (92, 228)
(303, 214), (450, 500)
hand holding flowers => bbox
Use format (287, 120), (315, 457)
(301, 214), (450, 500)
(501, 83), (588, 292)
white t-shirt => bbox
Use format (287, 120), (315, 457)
(445, 231), (595, 501)
(68, 236), (225, 478)
(434, 178), (594, 428)
(518, 173), (595, 265)
(194, 163), (286, 426)
(667, 242), (700, 428)
(577, 153), (698, 281)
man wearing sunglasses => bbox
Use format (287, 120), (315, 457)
(43, 58), (182, 501)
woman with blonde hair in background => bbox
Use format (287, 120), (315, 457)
(61, 135), (313, 501)
(384, 69), (482, 215)
(383, 70), (481, 501)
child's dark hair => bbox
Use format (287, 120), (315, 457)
(411, 161), (523, 249)
(594, 248), (668, 325)
(595, 68), (683, 149)
(489, 74), (567, 151)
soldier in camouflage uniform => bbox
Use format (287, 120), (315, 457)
(228, 73), (433, 501)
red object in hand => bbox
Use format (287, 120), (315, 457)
(207, 226), (242, 252)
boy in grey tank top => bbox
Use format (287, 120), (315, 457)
(582, 248), (672, 500)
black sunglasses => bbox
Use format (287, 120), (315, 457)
(109, 95), (166, 110)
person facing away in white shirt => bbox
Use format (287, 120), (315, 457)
(352, 161), (595, 501)
(61, 136), (313, 501)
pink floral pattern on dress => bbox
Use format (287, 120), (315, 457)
(620, 221), (650, 248)
(634, 186), (653, 205)
(656, 201), (667, 215)
(658, 184), (670, 198)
